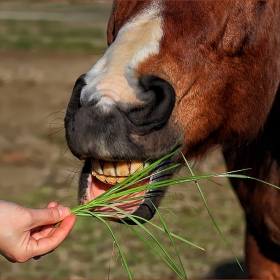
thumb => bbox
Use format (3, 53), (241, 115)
(29, 206), (71, 228)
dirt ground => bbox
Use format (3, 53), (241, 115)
(0, 50), (247, 279)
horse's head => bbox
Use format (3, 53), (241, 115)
(65, 1), (280, 222)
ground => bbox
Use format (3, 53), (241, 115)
(0, 2), (246, 279)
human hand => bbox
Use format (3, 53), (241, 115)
(0, 200), (76, 263)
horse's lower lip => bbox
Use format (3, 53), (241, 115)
(84, 172), (150, 216)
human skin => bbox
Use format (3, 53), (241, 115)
(0, 200), (76, 262)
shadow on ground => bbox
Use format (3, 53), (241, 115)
(206, 259), (247, 279)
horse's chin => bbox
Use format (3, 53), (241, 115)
(78, 157), (175, 224)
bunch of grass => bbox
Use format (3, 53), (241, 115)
(70, 150), (279, 279)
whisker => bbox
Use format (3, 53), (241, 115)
(48, 127), (65, 136)
(46, 106), (67, 118)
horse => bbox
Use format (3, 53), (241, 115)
(64, 1), (280, 278)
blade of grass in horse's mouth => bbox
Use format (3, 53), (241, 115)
(86, 159), (151, 215)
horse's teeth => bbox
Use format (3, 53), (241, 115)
(96, 174), (107, 182)
(130, 162), (144, 174)
(103, 161), (116, 176)
(144, 162), (150, 168)
(116, 176), (127, 183)
(92, 159), (150, 185)
(115, 162), (130, 177)
(106, 176), (117, 184)
(92, 159), (103, 174)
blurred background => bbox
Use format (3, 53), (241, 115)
(0, 2), (246, 279)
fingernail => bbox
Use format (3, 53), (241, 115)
(58, 206), (71, 217)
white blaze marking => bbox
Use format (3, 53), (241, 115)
(81, 1), (163, 111)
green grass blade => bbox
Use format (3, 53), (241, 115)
(128, 214), (204, 251)
(96, 204), (187, 279)
(151, 201), (187, 278)
(121, 219), (186, 279)
(87, 212), (133, 280)
(181, 152), (243, 272)
(214, 173), (280, 190)
(76, 203), (204, 252)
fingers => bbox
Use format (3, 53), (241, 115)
(31, 202), (71, 239)
(29, 214), (76, 258)
(46, 201), (58, 208)
(28, 204), (71, 229)
(31, 224), (56, 240)
(0, 200), (76, 263)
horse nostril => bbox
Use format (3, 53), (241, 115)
(124, 75), (176, 133)
(65, 74), (86, 117)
